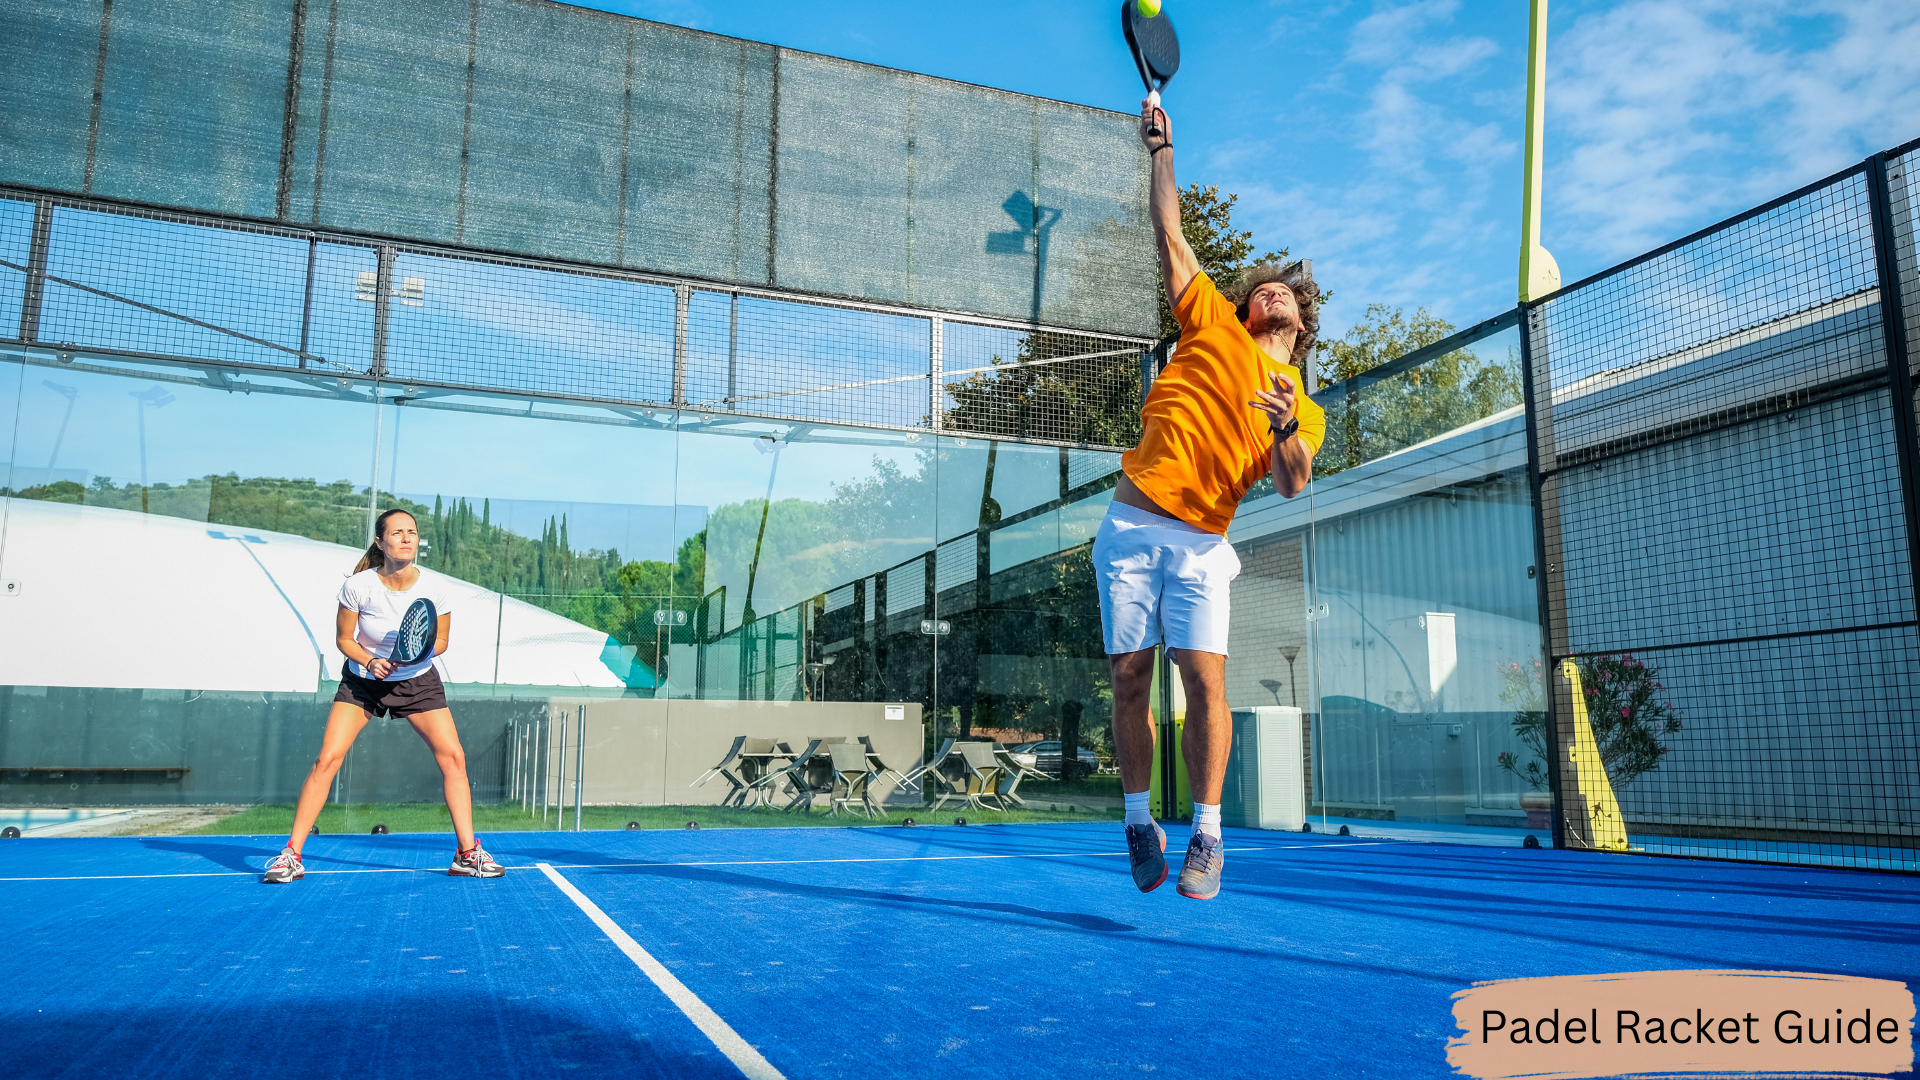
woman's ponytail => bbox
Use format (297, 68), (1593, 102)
(352, 541), (384, 574)
(353, 507), (417, 573)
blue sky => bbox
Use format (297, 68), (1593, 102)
(579, 0), (1920, 342)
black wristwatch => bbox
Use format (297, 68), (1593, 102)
(1273, 416), (1301, 443)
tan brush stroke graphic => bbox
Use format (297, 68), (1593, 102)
(1447, 970), (1913, 1079)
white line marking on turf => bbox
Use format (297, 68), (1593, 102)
(538, 862), (785, 1080)
(0, 840), (1409, 881)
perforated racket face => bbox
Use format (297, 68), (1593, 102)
(1122, 2), (1180, 91)
(390, 598), (438, 667)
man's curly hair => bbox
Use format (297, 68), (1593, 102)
(1221, 262), (1320, 365)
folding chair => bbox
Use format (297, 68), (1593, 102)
(826, 742), (886, 819)
(740, 738), (794, 809)
(690, 735), (751, 808)
(902, 738), (955, 791)
(931, 742), (1009, 813)
(993, 745), (1051, 808)
(759, 739), (827, 813)
(858, 735), (917, 795)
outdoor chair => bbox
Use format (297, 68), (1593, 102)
(758, 739), (827, 813)
(930, 741), (1009, 813)
(902, 738), (955, 789)
(826, 741), (885, 819)
(993, 745), (1051, 808)
(857, 735), (918, 795)
(739, 738), (795, 809)
(690, 735), (751, 808)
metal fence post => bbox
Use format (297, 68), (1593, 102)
(929, 316), (943, 430)
(370, 244), (394, 377)
(1515, 300), (1569, 850)
(672, 283), (690, 405)
(17, 199), (52, 342)
(1866, 153), (1920, 630)
(573, 703), (586, 831)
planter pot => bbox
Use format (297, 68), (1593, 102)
(1519, 791), (1553, 830)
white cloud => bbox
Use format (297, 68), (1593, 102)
(1550, 0), (1920, 260)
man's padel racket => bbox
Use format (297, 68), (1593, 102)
(389, 598), (438, 668)
(1122, 0), (1181, 137)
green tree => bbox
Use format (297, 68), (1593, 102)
(1314, 304), (1523, 476)
(1496, 654), (1683, 791)
(1158, 183), (1288, 339)
(945, 184), (1301, 450)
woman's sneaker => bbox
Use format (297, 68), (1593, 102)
(261, 847), (304, 884)
(450, 842), (505, 878)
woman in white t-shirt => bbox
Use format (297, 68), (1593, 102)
(262, 508), (504, 883)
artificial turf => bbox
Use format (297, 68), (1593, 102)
(191, 800), (1124, 836)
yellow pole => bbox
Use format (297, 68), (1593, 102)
(1519, 0), (1561, 302)
(1559, 659), (1630, 851)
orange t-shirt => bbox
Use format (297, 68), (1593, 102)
(1120, 273), (1326, 534)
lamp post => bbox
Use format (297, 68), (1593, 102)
(129, 386), (175, 512)
(1279, 645), (1301, 708)
(42, 380), (77, 482)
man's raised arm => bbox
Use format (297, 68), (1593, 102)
(1142, 99), (1200, 312)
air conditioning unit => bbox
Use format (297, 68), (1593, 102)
(1221, 706), (1305, 831)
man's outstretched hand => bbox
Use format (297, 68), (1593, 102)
(1140, 97), (1172, 154)
(1250, 370), (1297, 429)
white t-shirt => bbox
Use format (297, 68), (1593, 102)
(338, 566), (457, 682)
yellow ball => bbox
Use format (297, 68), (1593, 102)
(1136, 0), (1161, 18)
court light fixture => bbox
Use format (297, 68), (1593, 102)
(353, 272), (426, 307)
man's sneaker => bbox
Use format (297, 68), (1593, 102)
(1176, 830), (1224, 900)
(1125, 822), (1168, 892)
(449, 842), (505, 878)
(261, 847), (304, 884)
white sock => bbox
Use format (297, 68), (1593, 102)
(1124, 790), (1153, 827)
(1192, 801), (1221, 839)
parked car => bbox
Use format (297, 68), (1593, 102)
(1011, 740), (1099, 778)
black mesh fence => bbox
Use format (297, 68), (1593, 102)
(0, 0), (1155, 339)
(1523, 145), (1920, 871)
(0, 189), (1152, 448)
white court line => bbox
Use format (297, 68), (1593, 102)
(538, 862), (786, 1080)
(0, 840), (1408, 882)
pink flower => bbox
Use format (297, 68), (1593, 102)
(1620, 707), (1630, 718)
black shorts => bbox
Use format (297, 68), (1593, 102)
(333, 664), (449, 719)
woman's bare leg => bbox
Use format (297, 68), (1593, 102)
(287, 702), (371, 854)
(407, 708), (476, 851)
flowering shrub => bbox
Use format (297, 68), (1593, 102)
(1494, 654), (1682, 791)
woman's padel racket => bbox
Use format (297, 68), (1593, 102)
(389, 598), (438, 668)
(1122, 1), (1181, 137)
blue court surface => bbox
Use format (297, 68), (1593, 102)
(1, 823), (1914, 1079)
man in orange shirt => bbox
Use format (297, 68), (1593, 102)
(1094, 97), (1326, 900)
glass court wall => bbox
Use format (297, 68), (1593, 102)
(0, 190), (1139, 820)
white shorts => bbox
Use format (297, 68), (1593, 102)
(1092, 501), (1241, 656)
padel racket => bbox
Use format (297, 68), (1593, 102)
(1122, 1), (1180, 137)
(389, 597), (438, 668)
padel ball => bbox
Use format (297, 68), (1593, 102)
(626, 821), (641, 830)
(1135, 0), (1161, 17)
(1523, 834), (1541, 849)
(1338, 824), (1350, 836)
(955, 817), (968, 826)
(902, 817), (917, 827)
(1, 826), (19, 839)
(685, 820), (700, 830)
(370, 823), (389, 835)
